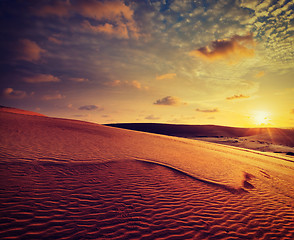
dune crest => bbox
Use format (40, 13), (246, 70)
(0, 106), (46, 117)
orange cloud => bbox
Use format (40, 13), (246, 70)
(74, 0), (134, 21)
(69, 77), (89, 82)
(226, 94), (250, 100)
(15, 39), (46, 62)
(3, 88), (27, 99)
(105, 80), (148, 90)
(48, 36), (62, 45)
(255, 71), (265, 78)
(76, 0), (139, 39)
(156, 73), (177, 80)
(190, 33), (255, 63)
(196, 108), (219, 113)
(83, 21), (129, 39)
(33, 0), (139, 39)
(24, 74), (60, 83)
(105, 80), (122, 87)
(154, 96), (181, 106)
(128, 80), (142, 89)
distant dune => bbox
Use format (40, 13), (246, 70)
(1, 108), (294, 239)
(106, 123), (257, 138)
(107, 123), (294, 148)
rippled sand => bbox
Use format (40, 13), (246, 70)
(0, 109), (293, 239)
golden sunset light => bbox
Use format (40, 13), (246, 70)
(1, 1), (294, 239)
(252, 110), (271, 126)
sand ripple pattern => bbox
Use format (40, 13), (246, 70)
(0, 160), (293, 240)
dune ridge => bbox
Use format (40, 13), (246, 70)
(106, 123), (294, 148)
(1, 109), (294, 239)
(0, 106), (46, 117)
(133, 157), (253, 194)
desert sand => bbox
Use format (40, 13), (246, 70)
(0, 108), (294, 239)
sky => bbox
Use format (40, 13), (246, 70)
(0, 0), (293, 128)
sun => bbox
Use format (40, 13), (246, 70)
(252, 111), (271, 126)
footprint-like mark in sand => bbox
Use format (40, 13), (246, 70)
(242, 172), (255, 189)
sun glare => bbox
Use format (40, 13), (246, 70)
(252, 111), (271, 126)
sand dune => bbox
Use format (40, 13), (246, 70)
(1, 109), (294, 239)
(0, 106), (46, 117)
(106, 123), (260, 138)
(107, 123), (294, 153)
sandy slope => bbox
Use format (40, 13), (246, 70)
(0, 110), (294, 239)
(0, 106), (46, 117)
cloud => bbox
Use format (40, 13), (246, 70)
(190, 33), (255, 63)
(154, 96), (181, 106)
(156, 73), (176, 80)
(23, 74), (60, 83)
(69, 77), (89, 82)
(145, 115), (160, 120)
(33, 0), (140, 39)
(127, 80), (145, 90)
(240, 0), (258, 9)
(74, 0), (134, 21)
(3, 88), (27, 99)
(82, 20), (129, 39)
(105, 80), (121, 87)
(42, 93), (65, 101)
(15, 39), (46, 62)
(77, 0), (140, 39)
(74, 0), (140, 39)
(79, 105), (103, 111)
(33, 1), (71, 17)
(48, 36), (62, 45)
(196, 108), (219, 113)
(254, 71), (265, 78)
(105, 80), (148, 90)
(226, 94), (250, 100)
